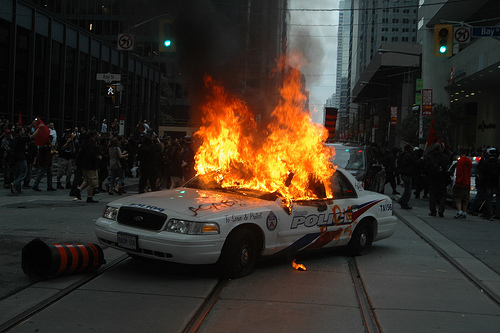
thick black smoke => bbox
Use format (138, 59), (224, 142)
(121, 0), (284, 122)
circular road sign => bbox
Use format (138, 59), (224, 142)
(454, 27), (470, 43)
(118, 34), (134, 50)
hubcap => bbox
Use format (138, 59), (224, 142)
(240, 248), (249, 264)
(360, 233), (367, 247)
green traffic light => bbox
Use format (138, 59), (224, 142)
(164, 40), (172, 48)
(439, 45), (447, 54)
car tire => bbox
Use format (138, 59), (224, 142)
(218, 228), (258, 279)
(346, 221), (373, 256)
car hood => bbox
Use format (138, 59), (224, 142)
(109, 187), (276, 219)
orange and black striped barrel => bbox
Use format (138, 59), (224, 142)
(22, 238), (104, 280)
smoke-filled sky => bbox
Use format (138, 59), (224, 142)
(121, 1), (340, 124)
(289, 1), (340, 123)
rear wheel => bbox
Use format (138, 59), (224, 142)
(218, 228), (258, 279)
(346, 221), (373, 256)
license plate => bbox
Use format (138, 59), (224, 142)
(117, 232), (138, 251)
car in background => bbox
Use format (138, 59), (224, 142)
(325, 143), (369, 186)
(446, 156), (480, 201)
(94, 167), (397, 279)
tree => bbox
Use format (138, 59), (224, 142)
(399, 103), (462, 148)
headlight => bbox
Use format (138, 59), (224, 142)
(103, 206), (118, 220)
(166, 219), (220, 235)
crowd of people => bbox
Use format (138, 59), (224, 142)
(0, 117), (196, 203)
(1, 116), (499, 216)
(365, 141), (500, 220)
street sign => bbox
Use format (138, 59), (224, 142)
(415, 93), (422, 105)
(96, 73), (121, 83)
(454, 27), (471, 43)
(422, 89), (433, 116)
(416, 78), (423, 91)
(117, 34), (134, 50)
(472, 26), (500, 37)
(390, 106), (398, 125)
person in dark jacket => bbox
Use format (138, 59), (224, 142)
(10, 123), (42, 195)
(56, 129), (76, 189)
(424, 142), (451, 217)
(74, 130), (101, 203)
(473, 147), (499, 220)
(397, 144), (416, 209)
(383, 147), (400, 195)
(32, 136), (56, 191)
(137, 136), (161, 193)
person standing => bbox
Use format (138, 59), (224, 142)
(453, 147), (472, 219)
(48, 123), (57, 147)
(383, 147), (400, 195)
(9, 124), (42, 195)
(137, 136), (160, 193)
(1, 129), (13, 188)
(74, 130), (101, 203)
(182, 136), (195, 181)
(111, 118), (119, 135)
(56, 129), (76, 189)
(425, 143), (451, 217)
(32, 136), (56, 192)
(100, 119), (107, 134)
(107, 137), (128, 195)
(88, 116), (98, 132)
(476, 147), (499, 220)
(396, 144), (415, 209)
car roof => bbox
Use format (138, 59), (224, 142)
(324, 142), (366, 149)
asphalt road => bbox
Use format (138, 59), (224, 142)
(2, 180), (500, 332)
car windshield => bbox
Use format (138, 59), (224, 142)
(183, 174), (281, 201)
(183, 171), (351, 202)
(471, 163), (478, 177)
(330, 146), (366, 171)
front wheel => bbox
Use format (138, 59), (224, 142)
(218, 229), (258, 279)
(346, 221), (373, 256)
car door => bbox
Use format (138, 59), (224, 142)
(273, 170), (360, 256)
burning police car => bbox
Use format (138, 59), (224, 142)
(94, 167), (397, 278)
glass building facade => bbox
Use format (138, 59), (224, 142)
(0, 0), (160, 135)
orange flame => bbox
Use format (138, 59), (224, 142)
(292, 259), (307, 271)
(194, 54), (334, 202)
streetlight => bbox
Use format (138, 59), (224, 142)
(377, 48), (423, 139)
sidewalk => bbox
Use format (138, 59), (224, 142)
(1, 173), (140, 205)
(393, 189), (500, 280)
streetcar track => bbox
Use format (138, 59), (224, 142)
(396, 211), (500, 308)
(183, 279), (229, 333)
(349, 257), (381, 333)
(0, 254), (129, 332)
